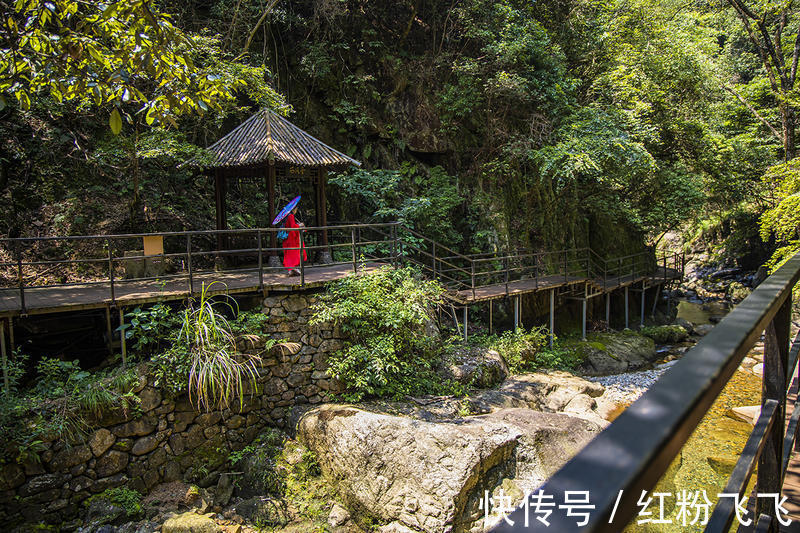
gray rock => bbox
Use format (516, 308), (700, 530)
(131, 435), (161, 456)
(90, 428), (116, 457)
(328, 503), (351, 527)
(577, 332), (656, 375)
(674, 317), (694, 333)
(49, 445), (92, 472)
(214, 473), (234, 507)
(694, 324), (715, 336)
(95, 450), (129, 477)
(298, 404), (601, 532)
(113, 417), (157, 438)
(439, 348), (509, 388)
(162, 512), (221, 533)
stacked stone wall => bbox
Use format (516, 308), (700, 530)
(0, 290), (341, 527)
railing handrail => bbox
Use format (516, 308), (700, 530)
(493, 252), (800, 532)
(0, 221), (402, 243)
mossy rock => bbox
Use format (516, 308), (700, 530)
(639, 325), (689, 344)
(576, 332), (656, 375)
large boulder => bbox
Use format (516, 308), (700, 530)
(438, 348), (509, 388)
(576, 332), (657, 375)
(468, 372), (607, 427)
(297, 404), (602, 532)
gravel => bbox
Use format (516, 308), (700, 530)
(586, 363), (676, 404)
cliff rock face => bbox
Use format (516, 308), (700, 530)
(297, 404), (602, 532)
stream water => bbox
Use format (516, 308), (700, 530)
(623, 300), (763, 532)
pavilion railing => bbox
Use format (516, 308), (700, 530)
(491, 251), (800, 533)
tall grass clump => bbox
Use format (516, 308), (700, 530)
(178, 282), (262, 411)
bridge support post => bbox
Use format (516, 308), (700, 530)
(463, 306), (468, 340)
(640, 282), (646, 328)
(605, 292), (610, 329)
(549, 289), (555, 349)
(624, 286), (629, 329)
(7, 316), (13, 352)
(1, 319), (7, 394)
(651, 284), (661, 317)
(581, 299), (587, 341)
(757, 295), (791, 526)
(489, 301), (493, 335)
(105, 306), (114, 356)
(514, 297), (520, 330)
(119, 307), (127, 368)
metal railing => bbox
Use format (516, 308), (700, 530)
(493, 251), (800, 532)
(0, 223), (403, 312)
(0, 223), (683, 312)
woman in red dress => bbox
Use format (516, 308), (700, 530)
(282, 206), (307, 275)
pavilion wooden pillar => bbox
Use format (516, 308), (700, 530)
(214, 169), (227, 251)
(267, 162), (281, 267)
(315, 170), (332, 263)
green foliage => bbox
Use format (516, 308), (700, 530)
(0, 0), (283, 128)
(639, 325), (689, 344)
(310, 267), (450, 400)
(167, 283), (264, 411)
(760, 159), (800, 269)
(0, 357), (138, 464)
(331, 163), (464, 249)
(87, 487), (143, 517)
(121, 303), (180, 358)
(149, 301), (278, 402)
(471, 327), (580, 373)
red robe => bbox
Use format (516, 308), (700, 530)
(282, 214), (307, 270)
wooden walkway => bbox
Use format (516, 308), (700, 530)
(0, 263), (381, 317)
(453, 267), (681, 303)
(0, 263), (682, 317)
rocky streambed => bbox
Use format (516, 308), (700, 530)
(67, 292), (766, 533)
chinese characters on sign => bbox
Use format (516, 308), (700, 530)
(479, 489), (791, 528)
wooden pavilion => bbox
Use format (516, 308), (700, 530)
(199, 109), (360, 263)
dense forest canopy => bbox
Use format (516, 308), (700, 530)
(2, 0), (800, 265)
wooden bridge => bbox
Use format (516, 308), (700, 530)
(0, 223), (682, 342)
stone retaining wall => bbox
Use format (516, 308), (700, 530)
(0, 290), (342, 527)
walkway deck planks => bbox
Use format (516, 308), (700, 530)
(0, 263), (382, 317)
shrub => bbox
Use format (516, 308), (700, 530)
(120, 303), (180, 358)
(0, 356), (138, 464)
(471, 327), (582, 373)
(310, 267), (448, 400)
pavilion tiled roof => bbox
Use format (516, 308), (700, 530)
(201, 109), (360, 169)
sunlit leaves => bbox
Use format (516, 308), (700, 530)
(109, 108), (122, 134)
(0, 0), (283, 128)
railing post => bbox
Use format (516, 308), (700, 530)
(299, 229), (305, 287)
(107, 238), (115, 307)
(257, 230), (263, 293)
(186, 234), (194, 294)
(504, 255), (509, 296)
(351, 228), (357, 273)
(756, 293), (791, 529)
(471, 261), (475, 299)
(16, 252), (26, 315)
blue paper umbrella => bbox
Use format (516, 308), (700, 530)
(272, 195), (301, 226)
